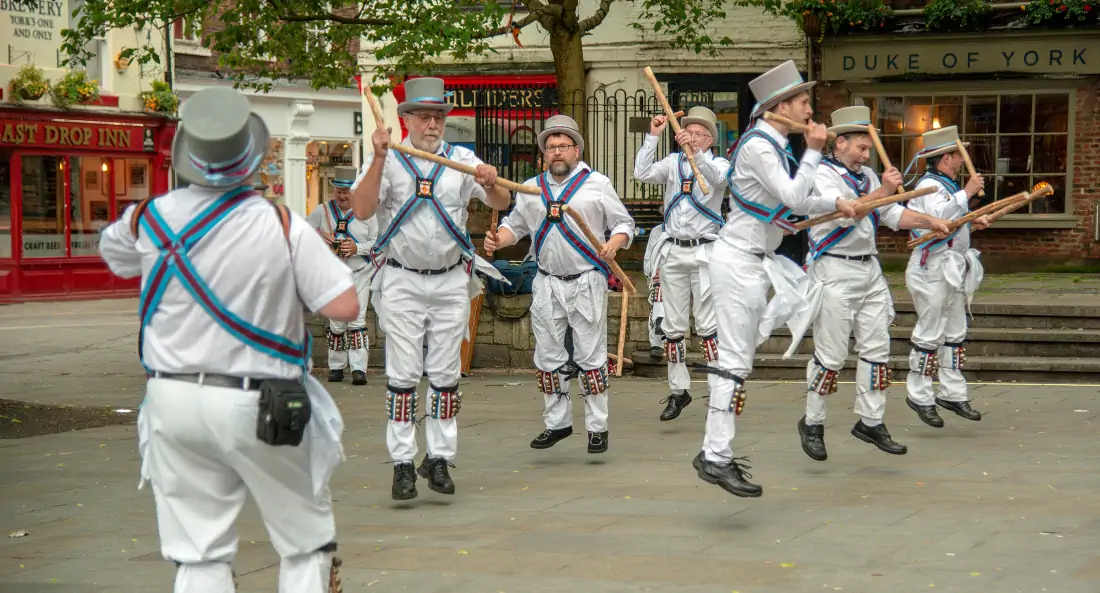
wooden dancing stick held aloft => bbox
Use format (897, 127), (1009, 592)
(642, 67), (709, 195)
(560, 205), (637, 295)
(794, 185), (936, 231)
(364, 90), (542, 195)
(762, 111), (838, 141)
(955, 139), (985, 198)
(866, 125), (905, 195)
(984, 183), (1054, 223)
(906, 190), (1031, 248)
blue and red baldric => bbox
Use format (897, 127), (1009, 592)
(724, 124), (800, 233)
(532, 167), (611, 277)
(665, 152), (723, 227)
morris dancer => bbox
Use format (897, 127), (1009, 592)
(100, 87), (353, 593)
(903, 126), (990, 428)
(485, 115), (635, 455)
(634, 107), (730, 421)
(643, 221), (668, 360)
(786, 106), (952, 461)
(309, 166), (379, 385)
(351, 77), (510, 500)
(697, 61), (860, 497)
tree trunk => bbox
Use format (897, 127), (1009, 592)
(547, 20), (587, 159)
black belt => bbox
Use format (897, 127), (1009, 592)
(388, 258), (463, 276)
(666, 237), (715, 247)
(538, 266), (590, 281)
(822, 252), (875, 262)
(152, 371), (267, 391)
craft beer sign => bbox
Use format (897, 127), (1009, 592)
(822, 32), (1100, 79)
(1, 0), (68, 66)
(0, 118), (147, 151)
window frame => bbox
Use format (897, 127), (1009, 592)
(173, 17), (211, 57)
(850, 81), (1077, 229)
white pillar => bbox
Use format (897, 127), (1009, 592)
(284, 100), (315, 216)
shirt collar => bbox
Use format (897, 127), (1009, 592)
(756, 120), (789, 148)
(401, 137), (448, 156)
(545, 161), (592, 187)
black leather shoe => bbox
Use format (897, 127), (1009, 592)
(530, 426), (573, 449)
(851, 421), (908, 455)
(351, 370), (367, 385)
(649, 346), (663, 361)
(391, 462), (417, 500)
(693, 452), (762, 498)
(588, 431), (608, 454)
(417, 454), (456, 495)
(797, 416), (827, 461)
(327, 369), (344, 383)
(659, 392), (693, 421)
(906, 397), (945, 428)
(935, 398), (982, 421)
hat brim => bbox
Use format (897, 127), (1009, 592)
(172, 113), (269, 189)
(331, 180), (355, 188)
(397, 101), (454, 116)
(751, 81), (817, 120)
(537, 127), (584, 155)
(921, 142), (969, 159)
(828, 124), (877, 136)
(681, 116), (719, 141)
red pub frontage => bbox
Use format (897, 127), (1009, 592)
(0, 108), (176, 301)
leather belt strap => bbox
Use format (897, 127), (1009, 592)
(152, 371), (267, 391)
(822, 252), (874, 262)
(537, 267), (589, 282)
(388, 258), (462, 276)
(666, 237), (715, 247)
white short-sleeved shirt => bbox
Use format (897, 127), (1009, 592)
(99, 186), (354, 379)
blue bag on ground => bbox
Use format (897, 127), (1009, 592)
(485, 260), (537, 296)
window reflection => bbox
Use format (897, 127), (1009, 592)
(20, 155), (66, 259)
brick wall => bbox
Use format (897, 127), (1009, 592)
(814, 80), (1100, 263)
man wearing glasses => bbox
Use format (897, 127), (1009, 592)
(633, 106), (729, 423)
(351, 77), (510, 501)
(484, 115), (635, 457)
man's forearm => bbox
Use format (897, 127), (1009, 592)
(485, 184), (511, 210)
(898, 208), (937, 230)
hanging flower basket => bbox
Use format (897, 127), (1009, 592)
(139, 81), (180, 115)
(49, 70), (100, 110)
(9, 64), (50, 103)
(802, 13), (823, 38)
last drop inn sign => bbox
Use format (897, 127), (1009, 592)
(821, 32), (1100, 80)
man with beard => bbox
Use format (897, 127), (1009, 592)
(902, 126), (989, 429)
(696, 61), (861, 498)
(633, 106), (729, 421)
(484, 115), (635, 455)
(309, 166), (379, 385)
(351, 77), (510, 500)
(785, 106), (953, 462)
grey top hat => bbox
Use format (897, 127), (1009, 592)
(537, 115), (585, 155)
(680, 106), (719, 141)
(171, 87), (269, 189)
(749, 60), (816, 120)
(828, 106), (876, 136)
(331, 165), (357, 188)
(917, 125), (968, 159)
(398, 77), (454, 116)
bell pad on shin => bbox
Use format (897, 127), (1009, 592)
(327, 330), (348, 351)
(536, 369), (561, 395)
(700, 333), (719, 363)
(869, 360), (893, 391)
(665, 337), (686, 364)
(386, 386), (417, 422)
(428, 385), (462, 420)
(347, 329), (367, 350)
(580, 363), (610, 395)
(729, 382), (747, 416)
(810, 360), (839, 396)
(945, 342), (966, 370)
(911, 344), (939, 376)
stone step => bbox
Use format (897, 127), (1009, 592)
(756, 327), (1100, 358)
(889, 301), (1100, 329)
(630, 350), (1100, 384)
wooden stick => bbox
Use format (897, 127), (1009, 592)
(614, 290), (628, 377)
(762, 111), (837, 141)
(866, 125), (904, 195)
(461, 294), (483, 377)
(642, 67), (709, 195)
(365, 90), (541, 195)
(907, 191), (1029, 248)
(794, 186), (936, 231)
(984, 184), (1054, 223)
(560, 205), (637, 295)
(954, 139), (985, 198)
(607, 353), (633, 365)
(485, 208), (500, 257)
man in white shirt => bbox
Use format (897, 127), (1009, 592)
(485, 115), (635, 456)
(785, 106), (953, 462)
(633, 106), (730, 421)
(99, 87), (357, 593)
(643, 221), (668, 360)
(695, 61), (861, 498)
(902, 126), (990, 428)
(351, 77), (510, 501)
(308, 166), (379, 385)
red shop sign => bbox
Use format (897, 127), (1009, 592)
(0, 117), (151, 152)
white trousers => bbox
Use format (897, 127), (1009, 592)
(142, 379), (336, 593)
(531, 270), (610, 433)
(327, 268), (371, 372)
(906, 256), (969, 406)
(660, 243), (718, 392)
(648, 275), (664, 349)
(379, 266), (470, 463)
(701, 242), (769, 463)
(803, 256), (893, 426)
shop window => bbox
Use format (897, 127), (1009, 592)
(0, 150), (11, 259)
(858, 91), (1073, 216)
(20, 156), (66, 259)
(306, 140), (356, 214)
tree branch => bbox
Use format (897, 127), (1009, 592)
(472, 11), (541, 39)
(263, 0), (391, 25)
(580, 0), (615, 32)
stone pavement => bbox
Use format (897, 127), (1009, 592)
(2, 295), (1100, 593)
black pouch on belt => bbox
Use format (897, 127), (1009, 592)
(256, 379), (312, 446)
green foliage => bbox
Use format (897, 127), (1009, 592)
(140, 80), (179, 114)
(630, 0), (737, 54)
(922, 0), (992, 31)
(1024, 0), (1097, 24)
(731, 0), (893, 38)
(49, 70), (100, 109)
(9, 64), (50, 103)
(842, 0), (893, 31)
